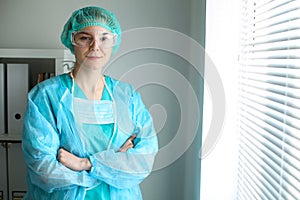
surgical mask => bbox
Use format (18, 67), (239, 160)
(70, 72), (117, 150)
(73, 98), (115, 124)
(69, 72), (116, 125)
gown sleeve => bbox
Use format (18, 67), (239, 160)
(22, 87), (98, 193)
(88, 91), (158, 189)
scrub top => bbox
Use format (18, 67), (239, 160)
(73, 76), (113, 200)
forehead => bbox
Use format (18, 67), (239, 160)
(81, 26), (111, 33)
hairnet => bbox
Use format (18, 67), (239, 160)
(61, 6), (122, 54)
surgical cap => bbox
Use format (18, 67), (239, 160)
(61, 6), (122, 54)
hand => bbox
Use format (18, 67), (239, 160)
(117, 134), (137, 152)
(57, 148), (91, 171)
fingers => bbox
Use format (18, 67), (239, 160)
(126, 134), (137, 147)
(129, 134), (137, 142)
(57, 148), (77, 168)
(118, 142), (133, 152)
(57, 148), (70, 164)
(117, 134), (137, 152)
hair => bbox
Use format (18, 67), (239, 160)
(60, 6), (122, 54)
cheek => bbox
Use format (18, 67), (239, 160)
(104, 49), (113, 58)
(103, 47), (113, 54)
(73, 47), (81, 58)
(74, 48), (87, 62)
(105, 52), (112, 61)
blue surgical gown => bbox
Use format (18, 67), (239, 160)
(22, 73), (158, 200)
(73, 76), (112, 199)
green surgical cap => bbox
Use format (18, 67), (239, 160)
(61, 6), (122, 54)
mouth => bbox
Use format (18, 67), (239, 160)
(86, 55), (103, 60)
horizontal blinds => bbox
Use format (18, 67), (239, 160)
(237, 0), (300, 199)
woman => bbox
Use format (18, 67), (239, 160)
(22, 6), (158, 200)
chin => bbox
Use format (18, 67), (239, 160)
(81, 60), (107, 70)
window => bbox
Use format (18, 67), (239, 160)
(238, 0), (300, 199)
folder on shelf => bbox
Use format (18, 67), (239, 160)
(37, 72), (55, 83)
(37, 72), (44, 83)
(7, 64), (29, 135)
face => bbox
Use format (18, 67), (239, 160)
(73, 26), (114, 71)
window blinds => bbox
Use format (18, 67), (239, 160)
(237, 0), (300, 199)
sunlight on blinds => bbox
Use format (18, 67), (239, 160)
(237, 0), (300, 199)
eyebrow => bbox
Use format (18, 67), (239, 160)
(77, 31), (91, 34)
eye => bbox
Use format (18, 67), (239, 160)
(99, 33), (116, 46)
(78, 35), (92, 41)
(75, 33), (93, 42)
(98, 37), (105, 42)
(100, 35), (112, 42)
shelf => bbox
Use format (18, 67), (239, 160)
(0, 48), (75, 75)
(0, 48), (67, 59)
(0, 134), (22, 143)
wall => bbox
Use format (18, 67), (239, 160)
(201, 0), (239, 199)
(0, 0), (192, 49)
(0, 0), (205, 199)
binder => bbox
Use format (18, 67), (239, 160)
(0, 64), (7, 200)
(0, 64), (4, 134)
(7, 64), (29, 135)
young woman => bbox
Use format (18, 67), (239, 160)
(22, 6), (158, 200)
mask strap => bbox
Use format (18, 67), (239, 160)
(69, 71), (75, 95)
(103, 77), (117, 150)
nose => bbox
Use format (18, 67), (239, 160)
(89, 39), (101, 51)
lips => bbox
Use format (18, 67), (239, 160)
(86, 55), (103, 59)
(87, 56), (101, 58)
(87, 52), (103, 57)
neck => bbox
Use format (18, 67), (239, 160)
(72, 67), (105, 100)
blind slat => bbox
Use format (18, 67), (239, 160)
(254, 0), (300, 22)
(241, 66), (300, 78)
(255, 0), (295, 12)
(241, 39), (300, 52)
(239, 153), (276, 199)
(240, 83), (300, 110)
(240, 113), (300, 168)
(253, 17), (300, 38)
(240, 93), (300, 132)
(240, 133), (283, 196)
(239, 123), (299, 199)
(241, 58), (300, 67)
(238, 0), (300, 199)
(241, 76), (300, 97)
(249, 28), (300, 45)
(255, 8), (300, 30)
(240, 92), (300, 132)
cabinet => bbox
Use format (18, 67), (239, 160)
(0, 140), (26, 200)
(0, 49), (74, 200)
